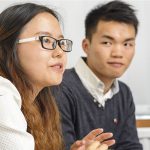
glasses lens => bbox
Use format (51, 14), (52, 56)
(42, 36), (56, 49)
(59, 39), (72, 52)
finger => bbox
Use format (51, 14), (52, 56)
(102, 139), (115, 147)
(86, 141), (100, 150)
(98, 144), (108, 150)
(84, 128), (104, 141)
(75, 140), (86, 146)
(71, 140), (85, 150)
(95, 132), (113, 142)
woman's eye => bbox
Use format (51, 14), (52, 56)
(43, 38), (51, 43)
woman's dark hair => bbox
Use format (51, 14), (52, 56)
(85, 0), (139, 41)
(0, 3), (64, 150)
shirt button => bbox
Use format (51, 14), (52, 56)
(98, 104), (101, 107)
(93, 99), (97, 103)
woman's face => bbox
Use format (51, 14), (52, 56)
(17, 12), (67, 90)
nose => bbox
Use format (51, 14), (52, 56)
(52, 44), (65, 58)
(111, 44), (123, 58)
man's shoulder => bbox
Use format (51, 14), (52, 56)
(117, 80), (133, 102)
(59, 68), (86, 94)
(62, 68), (80, 84)
(51, 68), (80, 95)
(64, 68), (76, 76)
(118, 80), (131, 92)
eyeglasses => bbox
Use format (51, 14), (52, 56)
(17, 36), (73, 52)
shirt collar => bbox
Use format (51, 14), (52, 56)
(75, 57), (105, 92)
(75, 57), (119, 106)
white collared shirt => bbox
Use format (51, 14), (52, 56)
(0, 76), (34, 150)
(75, 57), (119, 107)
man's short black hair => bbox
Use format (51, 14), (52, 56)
(85, 0), (139, 40)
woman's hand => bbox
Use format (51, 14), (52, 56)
(71, 140), (108, 150)
(83, 128), (115, 146)
(70, 128), (115, 150)
(86, 141), (108, 150)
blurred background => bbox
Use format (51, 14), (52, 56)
(1, 0), (150, 148)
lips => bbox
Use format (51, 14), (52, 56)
(107, 61), (124, 68)
(50, 63), (64, 72)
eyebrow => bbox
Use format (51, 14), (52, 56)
(101, 35), (135, 42)
(124, 38), (135, 42)
(35, 31), (64, 39)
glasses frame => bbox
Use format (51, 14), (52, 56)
(17, 36), (73, 52)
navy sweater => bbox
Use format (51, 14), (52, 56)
(52, 68), (143, 150)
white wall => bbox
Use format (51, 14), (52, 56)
(1, 0), (150, 114)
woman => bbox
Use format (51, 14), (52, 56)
(0, 3), (112, 150)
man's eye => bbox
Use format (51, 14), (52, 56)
(124, 42), (134, 48)
(101, 41), (112, 46)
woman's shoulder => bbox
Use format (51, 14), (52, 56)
(0, 77), (34, 149)
(0, 76), (28, 131)
(0, 76), (22, 108)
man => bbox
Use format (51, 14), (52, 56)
(52, 0), (143, 149)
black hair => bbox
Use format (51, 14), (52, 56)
(85, 0), (139, 40)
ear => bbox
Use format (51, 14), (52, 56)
(82, 38), (90, 55)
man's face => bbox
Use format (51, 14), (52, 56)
(83, 20), (136, 84)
